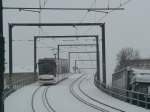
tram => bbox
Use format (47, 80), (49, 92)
(38, 58), (69, 84)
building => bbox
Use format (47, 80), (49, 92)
(122, 59), (150, 69)
(131, 69), (150, 94)
(112, 67), (150, 94)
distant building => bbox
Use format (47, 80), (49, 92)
(131, 73), (150, 94)
(112, 67), (150, 94)
(112, 59), (150, 94)
(122, 59), (150, 69)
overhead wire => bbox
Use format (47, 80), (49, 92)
(120, 0), (133, 6)
(80, 0), (133, 75)
(73, 26), (79, 41)
(18, 9), (40, 13)
(82, 0), (133, 34)
(108, 0), (110, 8)
(12, 39), (34, 42)
(38, 0), (50, 36)
(43, 0), (49, 8)
(38, 0), (42, 35)
(79, 0), (96, 23)
(90, 0), (97, 67)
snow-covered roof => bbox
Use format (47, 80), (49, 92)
(131, 68), (150, 75)
(130, 68), (150, 83)
(132, 74), (150, 83)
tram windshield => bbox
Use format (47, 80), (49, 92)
(38, 59), (56, 75)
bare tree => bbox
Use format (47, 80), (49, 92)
(115, 47), (140, 72)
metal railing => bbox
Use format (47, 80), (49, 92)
(3, 72), (37, 100)
(94, 75), (150, 109)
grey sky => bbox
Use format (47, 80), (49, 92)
(3, 0), (150, 84)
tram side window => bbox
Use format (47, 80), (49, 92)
(148, 86), (150, 94)
(38, 62), (49, 75)
(48, 61), (56, 75)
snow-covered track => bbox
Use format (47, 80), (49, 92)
(31, 86), (56, 112)
(31, 86), (42, 112)
(43, 86), (56, 112)
(69, 75), (109, 112)
(78, 77), (125, 112)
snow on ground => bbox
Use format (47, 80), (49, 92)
(4, 83), (39, 112)
(46, 73), (100, 112)
(81, 74), (150, 112)
(5, 73), (150, 112)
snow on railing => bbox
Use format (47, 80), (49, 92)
(94, 74), (150, 109)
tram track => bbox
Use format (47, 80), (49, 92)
(69, 75), (109, 112)
(78, 76), (125, 112)
(31, 86), (41, 112)
(31, 85), (56, 112)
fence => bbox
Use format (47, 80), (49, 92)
(3, 72), (37, 100)
(94, 75), (150, 109)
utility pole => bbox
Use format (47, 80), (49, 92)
(57, 45), (60, 60)
(34, 37), (37, 80)
(75, 60), (77, 73)
(101, 24), (106, 84)
(0, 0), (4, 111)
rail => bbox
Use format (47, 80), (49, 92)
(94, 74), (150, 109)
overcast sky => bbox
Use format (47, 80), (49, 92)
(3, 0), (150, 84)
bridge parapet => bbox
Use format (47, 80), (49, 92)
(94, 71), (150, 109)
(3, 72), (37, 100)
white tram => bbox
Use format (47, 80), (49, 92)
(38, 58), (69, 84)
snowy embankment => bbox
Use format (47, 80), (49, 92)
(5, 73), (150, 112)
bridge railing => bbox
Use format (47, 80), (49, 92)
(94, 74), (150, 109)
(3, 72), (37, 100)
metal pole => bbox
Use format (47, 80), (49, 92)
(9, 24), (13, 88)
(102, 23), (106, 84)
(75, 60), (96, 62)
(10, 23), (104, 27)
(0, 0), (4, 111)
(68, 52), (70, 72)
(75, 60), (77, 73)
(9, 24), (13, 74)
(96, 36), (100, 82)
(3, 7), (124, 11)
(57, 45), (59, 60)
(34, 37), (37, 75)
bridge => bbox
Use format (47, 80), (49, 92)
(0, 0), (150, 112)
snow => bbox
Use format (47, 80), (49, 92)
(130, 68), (150, 83)
(80, 74), (150, 112)
(131, 68), (150, 75)
(5, 73), (150, 112)
(132, 74), (150, 83)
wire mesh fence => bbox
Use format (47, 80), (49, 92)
(3, 72), (37, 100)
